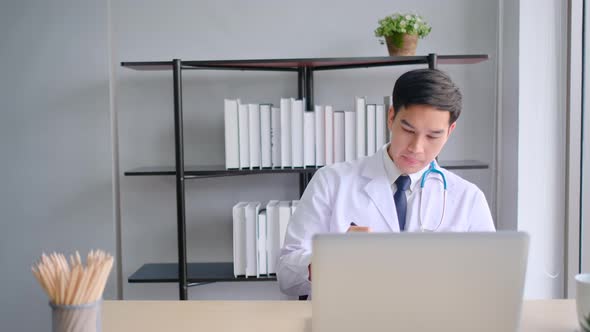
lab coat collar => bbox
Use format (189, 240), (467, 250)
(361, 145), (399, 232)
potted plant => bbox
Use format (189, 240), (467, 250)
(374, 13), (432, 56)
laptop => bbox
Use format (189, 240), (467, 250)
(311, 232), (529, 332)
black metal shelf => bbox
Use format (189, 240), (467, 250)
(124, 165), (319, 178)
(124, 160), (488, 178)
(128, 262), (276, 283)
(122, 53), (490, 300)
(121, 54), (488, 72)
(439, 160), (489, 170)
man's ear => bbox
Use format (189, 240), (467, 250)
(387, 106), (395, 131)
(448, 122), (457, 136)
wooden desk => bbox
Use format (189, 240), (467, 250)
(102, 299), (578, 332)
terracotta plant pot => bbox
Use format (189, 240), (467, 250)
(385, 33), (418, 56)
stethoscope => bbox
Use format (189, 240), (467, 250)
(418, 161), (447, 232)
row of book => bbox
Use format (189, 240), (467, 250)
(224, 97), (391, 169)
(232, 200), (298, 278)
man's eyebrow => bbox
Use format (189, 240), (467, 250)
(429, 129), (445, 135)
(401, 119), (445, 135)
(400, 119), (414, 129)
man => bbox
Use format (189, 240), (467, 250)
(277, 69), (495, 297)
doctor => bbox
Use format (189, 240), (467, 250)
(277, 68), (495, 297)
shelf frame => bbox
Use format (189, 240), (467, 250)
(128, 262), (277, 285)
(124, 161), (489, 178)
(122, 53), (488, 300)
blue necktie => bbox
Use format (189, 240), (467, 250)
(394, 175), (411, 231)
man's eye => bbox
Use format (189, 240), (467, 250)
(403, 128), (414, 134)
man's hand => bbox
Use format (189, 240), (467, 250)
(347, 225), (371, 232)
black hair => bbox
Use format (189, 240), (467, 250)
(392, 69), (462, 124)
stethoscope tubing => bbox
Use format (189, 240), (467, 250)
(418, 161), (447, 232)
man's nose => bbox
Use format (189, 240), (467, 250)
(408, 135), (425, 153)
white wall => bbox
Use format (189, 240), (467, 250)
(4, 0), (572, 323)
(517, 0), (567, 298)
(0, 2), (503, 330)
(0, 5), (575, 331)
(112, 0), (499, 300)
(0, 1), (116, 331)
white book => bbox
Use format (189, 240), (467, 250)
(356, 96), (367, 159)
(291, 99), (304, 168)
(245, 202), (261, 277)
(367, 104), (377, 155)
(384, 96), (392, 142)
(238, 103), (250, 169)
(266, 200), (280, 274)
(257, 210), (268, 277)
(344, 110), (356, 162)
(303, 111), (315, 167)
(333, 111), (345, 163)
(232, 202), (248, 277)
(248, 104), (261, 169)
(280, 98), (292, 168)
(271, 106), (281, 168)
(260, 104), (272, 168)
(325, 105), (334, 165)
(376, 104), (387, 149)
(224, 99), (240, 169)
(278, 201), (292, 249)
(314, 105), (326, 166)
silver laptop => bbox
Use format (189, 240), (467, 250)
(312, 232), (529, 332)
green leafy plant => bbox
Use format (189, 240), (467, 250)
(374, 13), (432, 47)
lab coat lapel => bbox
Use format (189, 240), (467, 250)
(361, 151), (399, 232)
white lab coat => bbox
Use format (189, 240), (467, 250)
(277, 146), (495, 297)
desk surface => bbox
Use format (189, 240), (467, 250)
(102, 299), (578, 332)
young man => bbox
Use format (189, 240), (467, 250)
(277, 69), (495, 297)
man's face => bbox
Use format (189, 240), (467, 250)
(387, 104), (456, 174)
